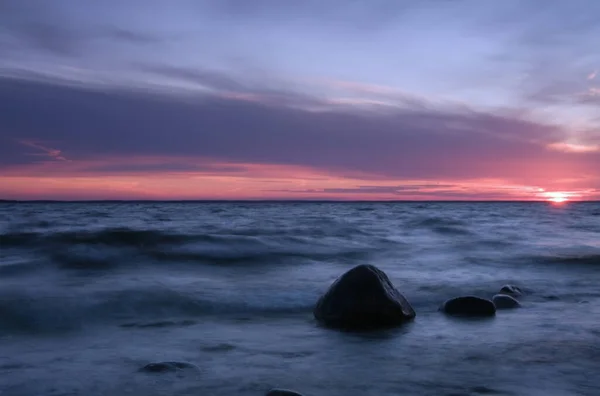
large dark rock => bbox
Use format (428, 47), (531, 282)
(441, 296), (496, 317)
(140, 361), (197, 373)
(313, 264), (415, 330)
(266, 389), (304, 396)
(499, 285), (522, 297)
(493, 294), (520, 309)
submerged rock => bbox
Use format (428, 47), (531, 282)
(313, 264), (415, 330)
(493, 294), (521, 309)
(140, 361), (197, 373)
(499, 285), (522, 297)
(441, 296), (496, 317)
(266, 389), (304, 396)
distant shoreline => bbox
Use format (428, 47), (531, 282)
(1, 199), (598, 203)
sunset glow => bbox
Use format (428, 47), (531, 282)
(0, 1), (599, 201)
(0, 156), (598, 201)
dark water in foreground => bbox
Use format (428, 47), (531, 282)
(1, 202), (599, 396)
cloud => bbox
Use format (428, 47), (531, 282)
(81, 160), (248, 174)
(107, 28), (161, 45)
(269, 184), (467, 198)
(1, 25), (162, 57)
(1, 1), (599, 200)
(283, 184), (459, 195)
(137, 64), (319, 107)
(137, 64), (252, 92)
(450, 1), (600, 117)
(547, 141), (600, 154)
(583, 87), (600, 98)
(1, 74), (599, 191)
(2, 23), (79, 56)
(17, 139), (70, 162)
(589, 70), (597, 80)
(266, 182), (600, 201)
(0, 1), (161, 57)
(0, 1), (78, 56)
(315, 78), (437, 109)
(201, 0), (418, 32)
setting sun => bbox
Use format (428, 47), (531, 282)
(545, 192), (569, 203)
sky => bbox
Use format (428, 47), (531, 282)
(0, 0), (599, 201)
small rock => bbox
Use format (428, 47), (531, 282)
(313, 264), (415, 330)
(266, 389), (303, 396)
(441, 296), (496, 317)
(140, 361), (197, 373)
(499, 285), (522, 297)
(493, 294), (520, 309)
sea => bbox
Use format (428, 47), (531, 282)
(0, 201), (599, 396)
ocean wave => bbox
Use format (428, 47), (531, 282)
(50, 227), (200, 246)
(0, 231), (39, 247)
(119, 319), (197, 329)
(2, 226), (377, 273)
(1, 226), (373, 249)
(94, 288), (316, 317)
(531, 253), (600, 266)
(1, 276), (595, 336)
(0, 227), (199, 248)
(143, 247), (371, 266)
(50, 247), (122, 270)
(409, 216), (472, 235)
(0, 292), (84, 334)
(0, 260), (42, 276)
(42, 243), (372, 271)
(0, 287), (317, 335)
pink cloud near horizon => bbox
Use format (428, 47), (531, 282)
(1, 154), (598, 201)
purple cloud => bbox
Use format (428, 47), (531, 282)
(81, 161), (248, 174)
(1, 74), (599, 188)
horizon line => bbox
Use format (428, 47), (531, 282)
(1, 199), (598, 203)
